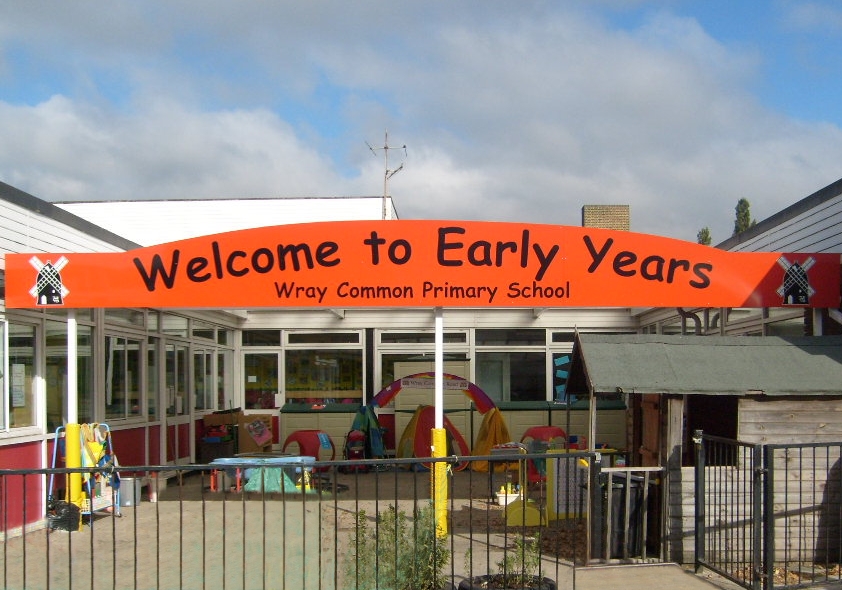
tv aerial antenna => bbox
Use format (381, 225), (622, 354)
(366, 130), (406, 219)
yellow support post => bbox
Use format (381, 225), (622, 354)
(431, 427), (448, 537)
(65, 423), (83, 530)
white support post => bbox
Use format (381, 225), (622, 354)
(67, 310), (77, 424)
(432, 307), (448, 536)
(434, 307), (443, 430)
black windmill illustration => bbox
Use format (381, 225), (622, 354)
(776, 255), (815, 305)
(28, 256), (70, 306)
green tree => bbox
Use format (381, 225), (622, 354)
(696, 227), (712, 245)
(733, 198), (757, 235)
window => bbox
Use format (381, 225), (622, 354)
(243, 330), (281, 346)
(191, 320), (216, 341)
(552, 351), (572, 403)
(660, 317), (684, 335)
(765, 308), (806, 337)
(380, 352), (470, 390)
(47, 308), (94, 322)
(476, 329), (545, 346)
(7, 322), (37, 428)
(166, 344), (189, 416)
(45, 320), (67, 431)
(147, 337), (159, 420)
(288, 332), (359, 344)
(475, 329), (547, 403)
(475, 351), (546, 402)
(105, 309), (146, 327)
(722, 308), (763, 336)
(46, 320), (94, 431)
(0, 320), (5, 429)
(162, 314), (189, 338)
(244, 352), (278, 409)
(218, 350), (233, 410)
(193, 350), (213, 411)
(284, 349), (363, 405)
(77, 326), (95, 424)
(380, 331), (467, 344)
(105, 336), (143, 420)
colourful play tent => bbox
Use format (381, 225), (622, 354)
(469, 407), (514, 472)
(374, 373), (514, 472)
(396, 405), (472, 471)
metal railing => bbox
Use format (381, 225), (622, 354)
(0, 451), (663, 590)
(695, 432), (842, 590)
(763, 442), (842, 590)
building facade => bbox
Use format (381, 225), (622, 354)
(0, 178), (840, 536)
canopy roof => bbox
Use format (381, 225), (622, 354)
(568, 334), (842, 397)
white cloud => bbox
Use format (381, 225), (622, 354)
(0, 2), (841, 244)
(0, 96), (347, 201)
(784, 1), (842, 32)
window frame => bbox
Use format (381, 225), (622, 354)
(2, 319), (42, 437)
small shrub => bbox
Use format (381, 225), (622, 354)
(347, 502), (450, 590)
(495, 535), (541, 587)
(462, 533), (552, 589)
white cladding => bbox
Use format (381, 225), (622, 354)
(0, 198), (130, 270)
(57, 196), (396, 247)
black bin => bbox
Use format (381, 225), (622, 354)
(591, 472), (644, 559)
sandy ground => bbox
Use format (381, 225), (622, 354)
(0, 468), (587, 590)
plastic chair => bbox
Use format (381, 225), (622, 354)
(282, 430), (336, 471)
(520, 426), (567, 484)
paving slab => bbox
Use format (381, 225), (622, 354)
(571, 563), (742, 590)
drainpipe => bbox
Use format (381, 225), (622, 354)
(676, 308), (701, 335)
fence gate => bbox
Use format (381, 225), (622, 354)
(695, 432), (842, 590)
(694, 431), (763, 590)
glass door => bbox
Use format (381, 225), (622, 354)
(243, 352), (279, 410)
(165, 343), (191, 464)
(193, 349), (213, 411)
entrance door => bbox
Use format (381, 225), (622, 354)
(637, 394), (661, 467)
(243, 352), (279, 410)
(193, 349), (214, 412)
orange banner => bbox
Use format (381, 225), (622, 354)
(4, 220), (839, 309)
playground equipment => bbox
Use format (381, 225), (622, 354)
(48, 423), (120, 530)
(210, 455), (317, 493)
(282, 429), (336, 471)
(520, 425), (567, 484)
(491, 441), (546, 526)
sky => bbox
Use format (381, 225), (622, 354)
(1, 1), (841, 244)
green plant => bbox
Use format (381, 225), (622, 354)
(460, 532), (555, 590)
(346, 503), (450, 590)
(494, 534), (541, 588)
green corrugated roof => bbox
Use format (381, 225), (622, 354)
(569, 334), (842, 396)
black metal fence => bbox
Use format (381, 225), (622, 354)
(694, 432), (842, 590)
(0, 451), (665, 590)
